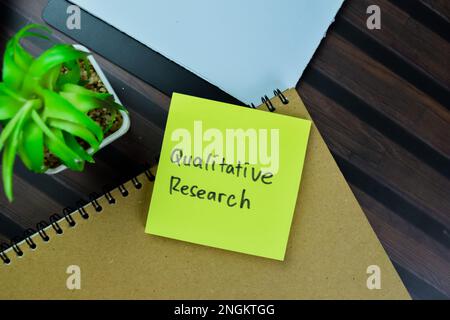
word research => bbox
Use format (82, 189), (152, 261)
(171, 120), (280, 174)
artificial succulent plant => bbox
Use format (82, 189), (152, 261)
(0, 24), (126, 201)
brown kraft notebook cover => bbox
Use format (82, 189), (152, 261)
(0, 89), (410, 299)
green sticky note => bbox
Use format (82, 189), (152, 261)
(145, 93), (311, 260)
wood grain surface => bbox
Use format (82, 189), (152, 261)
(0, 0), (448, 299)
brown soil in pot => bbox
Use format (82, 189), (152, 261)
(44, 61), (124, 169)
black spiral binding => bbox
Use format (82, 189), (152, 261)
(0, 243), (10, 264)
(89, 193), (103, 212)
(24, 228), (37, 249)
(0, 167), (156, 265)
(250, 88), (289, 112)
(11, 238), (24, 257)
(273, 89), (289, 105)
(49, 215), (64, 234)
(102, 186), (116, 205)
(62, 207), (76, 227)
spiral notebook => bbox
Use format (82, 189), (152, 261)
(0, 89), (409, 299)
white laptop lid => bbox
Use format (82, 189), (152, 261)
(71, 0), (343, 105)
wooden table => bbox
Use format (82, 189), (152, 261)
(0, 0), (448, 299)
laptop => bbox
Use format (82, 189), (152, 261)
(44, 0), (344, 105)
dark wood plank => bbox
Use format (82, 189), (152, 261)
(0, 167), (63, 228)
(390, 0), (450, 43)
(420, 0), (450, 19)
(298, 82), (450, 231)
(0, 211), (24, 242)
(311, 33), (450, 158)
(0, 234), (10, 244)
(342, 0), (450, 88)
(351, 186), (450, 296)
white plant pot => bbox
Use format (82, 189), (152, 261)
(46, 45), (130, 175)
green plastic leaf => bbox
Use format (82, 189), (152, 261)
(56, 60), (81, 88)
(63, 131), (94, 163)
(0, 109), (24, 150)
(11, 38), (33, 71)
(58, 91), (99, 113)
(0, 100), (38, 151)
(59, 91), (123, 114)
(42, 90), (103, 141)
(60, 85), (126, 114)
(61, 83), (111, 98)
(13, 24), (51, 43)
(31, 110), (83, 171)
(0, 95), (22, 120)
(3, 129), (20, 202)
(19, 118), (44, 172)
(2, 101), (34, 202)
(28, 44), (87, 78)
(81, 56), (91, 80)
(48, 118), (100, 151)
(3, 24), (51, 90)
(22, 45), (86, 95)
(45, 132), (84, 172)
(41, 64), (62, 90)
(0, 83), (26, 102)
(2, 42), (25, 90)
